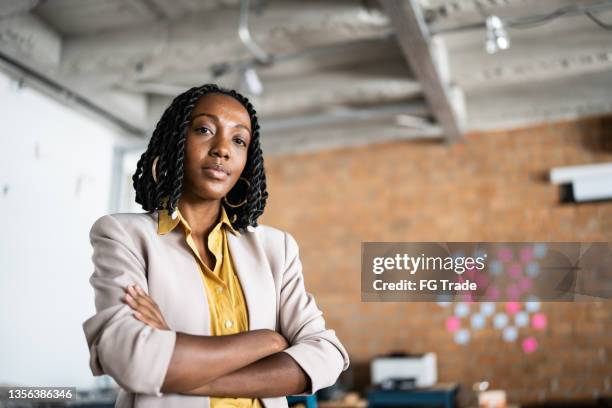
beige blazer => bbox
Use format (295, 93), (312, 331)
(82, 212), (350, 408)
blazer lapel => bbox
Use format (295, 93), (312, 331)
(227, 232), (277, 331)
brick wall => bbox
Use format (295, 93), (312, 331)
(261, 117), (612, 406)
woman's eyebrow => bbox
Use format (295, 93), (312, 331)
(235, 123), (252, 136)
(192, 112), (218, 121)
(192, 112), (251, 135)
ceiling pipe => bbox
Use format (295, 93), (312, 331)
(260, 101), (430, 132)
(430, 0), (612, 35)
(238, 0), (273, 65)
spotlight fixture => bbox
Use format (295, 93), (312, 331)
(241, 67), (263, 96)
(485, 15), (510, 54)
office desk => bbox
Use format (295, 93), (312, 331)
(367, 383), (459, 408)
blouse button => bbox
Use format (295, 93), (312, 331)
(224, 320), (233, 328)
(216, 287), (223, 294)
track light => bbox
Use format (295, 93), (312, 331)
(242, 67), (263, 96)
(485, 15), (510, 54)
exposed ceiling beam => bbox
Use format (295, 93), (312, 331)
(118, 35), (404, 96)
(455, 49), (612, 89)
(440, 11), (612, 89)
(0, 13), (148, 135)
(253, 74), (423, 117)
(380, 0), (465, 142)
(147, 70), (423, 124)
(465, 70), (612, 131)
(260, 101), (430, 132)
(0, 12), (60, 68)
(0, 52), (146, 135)
(263, 121), (443, 156)
(58, 2), (391, 87)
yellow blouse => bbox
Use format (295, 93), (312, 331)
(158, 205), (263, 408)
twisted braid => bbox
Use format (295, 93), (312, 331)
(132, 84), (268, 231)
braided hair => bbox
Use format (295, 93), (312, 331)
(132, 84), (268, 231)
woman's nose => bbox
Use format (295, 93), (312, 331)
(209, 137), (230, 159)
(210, 147), (229, 159)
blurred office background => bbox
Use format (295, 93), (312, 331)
(0, 0), (611, 407)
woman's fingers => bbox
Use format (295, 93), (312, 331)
(123, 285), (170, 330)
(132, 310), (164, 330)
(124, 293), (159, 322)
(128, 285), (162, 313)
(124, 287), (160, 320)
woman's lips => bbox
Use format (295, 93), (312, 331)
(202, 166), (229, 180)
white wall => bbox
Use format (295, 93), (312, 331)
(0, 71), (129, 389)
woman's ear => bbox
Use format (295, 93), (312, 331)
(151, 156), (160, 184)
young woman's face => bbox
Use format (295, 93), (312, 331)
(181, 93), (252, 202)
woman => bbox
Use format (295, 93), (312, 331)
(82, 84), (350, 408)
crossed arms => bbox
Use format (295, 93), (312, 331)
(82, 215), (349, 398)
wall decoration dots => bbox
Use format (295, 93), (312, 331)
(520, 247), (534, 263)
(515, 311), (529, 327)
(499, 247), (513, 262)
(490, 260), (503, 275)
(532, 313), (547, 330)
(480, 302), (496, 316)
(522, 337), (538, 353)
(503, 326), (518, 342)
(471, 313), (486, 330)
(533, 244), (548, 259)
(508, 264), (522, 278)
(454, 329), (470, 345)
(526, 261), (540, 277)
(519, 277), (533, 291)
(494, 313), (509, 329)
(446, 316), (461, 332)
(505, 301), (521, 315)
(454, 302), (470, 318)
(434, 244), (550, 354)
(506, 284), (521, 301)
(525, 299), (541, 313)
(486, 286), (500, 300)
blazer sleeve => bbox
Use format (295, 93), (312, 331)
(279, 231), (350, 395)
(81, 214), (177, 397)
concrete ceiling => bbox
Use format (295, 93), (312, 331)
(1, 0), (611, 154)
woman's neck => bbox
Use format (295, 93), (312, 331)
(177, 193), (222, 240)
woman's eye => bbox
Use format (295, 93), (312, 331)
(234, 137), (247, 146)
(195, 127), (212, 135)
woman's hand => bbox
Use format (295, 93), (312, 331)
(273, 330), (290, 352)
(123, 284), (171, 331)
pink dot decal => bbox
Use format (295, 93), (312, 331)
(446, 316), (461, 332)
(435, 243), (556, 355)
(509, 264), (522, 278)
(486, 286), (500, 301)
(522, 337), (538, 353)
(474, 273), (488, 287)
(499, 247), (513, 262)
(519, 277), (533, 291)
(520, 247), (534, 263)
(505, 302), (521, 315)
(532, 313), (547, 330)
(506, 284), (521, 301)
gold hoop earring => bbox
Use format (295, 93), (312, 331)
(223, 177), (250, 208)
(151, 156), (160, 184)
